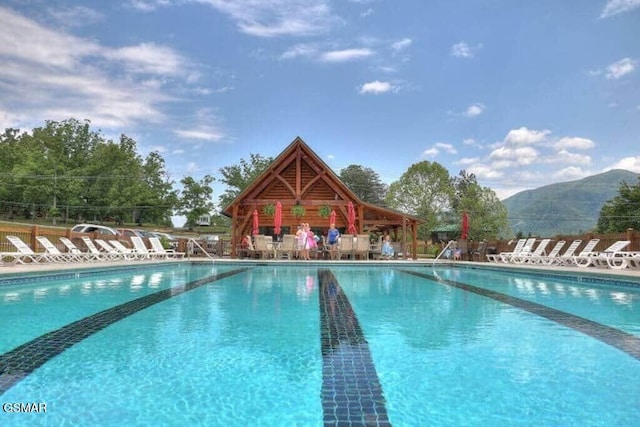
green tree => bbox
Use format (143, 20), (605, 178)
(218, 153), (273, 209)
(339, 164), (388, 204)
(452, 170), (511, 240)
(597, 177), (640, 232)
(178, 175), (215, 227)
(385, 161), (453, 239)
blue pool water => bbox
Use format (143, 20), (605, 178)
(0, 263), (639, 426)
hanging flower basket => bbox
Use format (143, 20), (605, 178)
(262, 204), (275, 217)
(318, 204), (331, 218)
(291, 205), (305, 218)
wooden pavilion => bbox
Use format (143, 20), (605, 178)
(222, 137), (423, 259)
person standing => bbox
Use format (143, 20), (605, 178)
(327, 223), (340, 259)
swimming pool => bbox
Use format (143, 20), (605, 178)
(1, 263), (639, 426)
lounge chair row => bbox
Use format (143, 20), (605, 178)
(1, 235), (184, 266)
(486, 238), (640, 270)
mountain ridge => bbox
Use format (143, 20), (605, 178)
(502, 169), (640, 236)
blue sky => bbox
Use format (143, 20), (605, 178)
(1, 0), (639, 209)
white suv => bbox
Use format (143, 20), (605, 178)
(71, 223), (120, 236)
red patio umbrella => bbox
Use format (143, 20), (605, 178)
(252, 209), (259, 235)
(329, 209), (336, 228)
(461, 211), (469, 240)
(274, 201), (282, 235)
(347, 201), (356, 234)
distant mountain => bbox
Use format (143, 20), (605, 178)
(502, 169), (640, 237)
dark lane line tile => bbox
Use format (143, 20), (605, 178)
(400, 269), (640, 361)
(0, 267), (252, 395)
(318, 269), (391, 427)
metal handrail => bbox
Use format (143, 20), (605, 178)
(187, 238), (216, 260)
(432, 240), (455, 265)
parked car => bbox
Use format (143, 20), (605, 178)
(71, 223), (120, 236)
(117, 228), (147, 239)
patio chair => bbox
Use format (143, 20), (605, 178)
(60, 237), (102, 262)
(130, 236), (158, 260)
(108, 239), (144, 260)
(35, 236), (82, 263)
(530, 240), (566, 265)
(486, 238), (526, 262)
(569, 239), (601, 267)
(498, 238), (536, 263)
(253, 235), (273, 259)
(338, 235), (355, 260)
(471, 241), (487, 261)
(550, 239), (583, 266)
(276, 234), (296, 259)
(576, 240), (631, 269)
(511, 238), (551, 264)
(354, 235), (370, 260)
(5, 235), (48, 264)
(149, 237), (185, 259)
(81, 236), (116, 261)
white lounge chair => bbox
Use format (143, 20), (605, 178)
(59, 237), (101, 262)
(106, 240), (142, 260)
(572, 239), (620, 268)
(130, 236), (157, 259)
(584, 240), (631, 269)
(500, 238), (536, 263)
(354, 235), (371, 260)
(511, 238), (551, 264)
(531, 240), (566, 265)
(486, 238), (526, 263)
(5, 235), (48, 264)
(549, 240), (582, 266)
(149, 237), (185, 259)
(35, 236), (81, 263)
(81, 236), (115, 261)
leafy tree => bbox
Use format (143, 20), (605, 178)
(218, 153), (273, 209)
(452, 170), (511, 240)
(597, 177), (640, 232)
(385, 161), (453, 239)
(339, 164), (388, 204)
(177, 175), (215, 227)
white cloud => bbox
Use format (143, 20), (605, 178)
(451, 42), (472, 58)
(606, 156), (640, 172)
(280, 44), (317, 60)
(489, 146), (539, 167)
(504, 127), (550, 145)
(198, 0), (339, 37)
(105, 43), (188, 76)
(600, 0), (640, 18)
(47, 5), (104, 27)
(391, 38), (412, 51)
(552, 166), (590, 181)
(457, 157), (480, 166)
(359, 80), (393, 94)
(174, 128), (224, 141)
(464, 103), (485, 117)
(361, 8), (374, 18)
(0, 7), (197, 130)
(422, 147), (439, 158)
(467, 164), (504, 180)
(554, 137), (595, 150)
(606, 57), (637, 79)
(450, 41), (483, 59)
(546, 149), (592, 165)
(435, 142), (457, 154)
(320, 48), (374, 62)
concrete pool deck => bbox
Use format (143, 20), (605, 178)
(1, 257), (640, 282)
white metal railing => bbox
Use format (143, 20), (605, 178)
(187, 238), (215, 260)
(433, 240), (455, 265)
